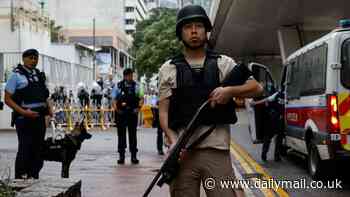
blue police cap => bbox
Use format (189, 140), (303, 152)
(22, 49), (39, 58)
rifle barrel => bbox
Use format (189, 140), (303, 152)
(143, 170), (162, 197)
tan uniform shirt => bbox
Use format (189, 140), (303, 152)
(159, 54), (237, 150)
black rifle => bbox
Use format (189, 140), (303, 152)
(143, 64), (252, 197)
(143, 100), (214, 197)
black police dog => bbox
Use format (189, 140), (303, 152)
(41, 121), (92, 178)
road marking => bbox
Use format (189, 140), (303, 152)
(231, 144), (275, 197)
(230, 139), (290, 197)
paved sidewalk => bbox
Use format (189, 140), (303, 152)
(0, 124), (250, 197)
(0, 128), (171, 196)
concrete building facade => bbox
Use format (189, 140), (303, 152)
(47, 0), (125, 32)
(0, 0), (95, 129)
(144, 0), (160, 11)
(0, 0), (51, 54)
(46, 0), (134, 80)
(124, 0), (148, 36)
(177, 0), (212, 13)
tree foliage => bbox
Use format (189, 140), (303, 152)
(132, 8), (182, 78)
(50, 20), (64, 43)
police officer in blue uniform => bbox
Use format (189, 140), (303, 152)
(4, 49), (52, 179)
(112, 68), (141, 164)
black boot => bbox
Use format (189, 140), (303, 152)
(131, 153), (139, 164)
(117, 153), (125, 165)
(261, 139), (270, 162)
(274, 150), (281, 162)
(261, 152), (267, 162)
(274, 154), (281, 162)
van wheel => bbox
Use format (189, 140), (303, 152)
(307, 142), (324, 180)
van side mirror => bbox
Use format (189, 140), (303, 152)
(249, 62), (277, 97)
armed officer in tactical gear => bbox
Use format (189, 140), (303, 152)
(4, 49), (52, 179)
(158, 5), (262, 197)
(112, 68), (141, 164)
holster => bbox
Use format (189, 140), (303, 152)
(11, 111), (18, 127)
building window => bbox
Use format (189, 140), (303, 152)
(125, 19), (135, 25)
(126, 30), (135, 35)
(125, 7), (134, 12)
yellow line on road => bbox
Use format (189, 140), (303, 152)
(230, 144), (275, 197)
(231, 144), (254, 174)
(231, 139), (289, 197)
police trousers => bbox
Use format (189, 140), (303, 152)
(116, 111), (138, 154)
(15, 116), (46, 179)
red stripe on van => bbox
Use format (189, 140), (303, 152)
(341, 134), (348, 144)
(339, 96), (350, 116)
(286, 107), (327, 131)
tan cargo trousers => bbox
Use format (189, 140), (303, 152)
(170, 148), (245, 197)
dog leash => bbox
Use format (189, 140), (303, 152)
(49, 118), (64, 143)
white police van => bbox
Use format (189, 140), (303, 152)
(248, 19), (350, 179)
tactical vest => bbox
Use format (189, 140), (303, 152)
(117, 80), (139, 111)
(11, 64), (49, 124)
(168, 51), (238, 131)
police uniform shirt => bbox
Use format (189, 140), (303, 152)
(104, 79), (115, 90)
(112, 81), (141, 101)
(159, 55), (253, 150)
(5, 65), (47, 109)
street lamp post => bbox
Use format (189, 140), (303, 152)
(39, 1), (45, 15)
(93, 18), (96, 80)
(10, 0), (15, 32)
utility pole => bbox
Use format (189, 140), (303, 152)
(10, 0), (15, 32)
(39, 1), (45, 16)
(93, 18), (96, 80)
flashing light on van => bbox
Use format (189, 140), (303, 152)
(338, 19), (350, 28)
(327, 95), (340, 133)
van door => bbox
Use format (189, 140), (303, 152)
(339, 37), (350, 150)
(284, 58), (308, 154)
(245, 63), (276, 144)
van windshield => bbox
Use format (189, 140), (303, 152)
(341, 39), (350, 89)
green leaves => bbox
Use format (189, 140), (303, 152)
(132, 8), (182, 78)
(50, 20), (63, 43)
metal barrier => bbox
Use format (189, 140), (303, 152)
(53, 106), (115, 131)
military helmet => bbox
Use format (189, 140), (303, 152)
(123, 68), (134, 76)
(176, 5), (212, 39)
